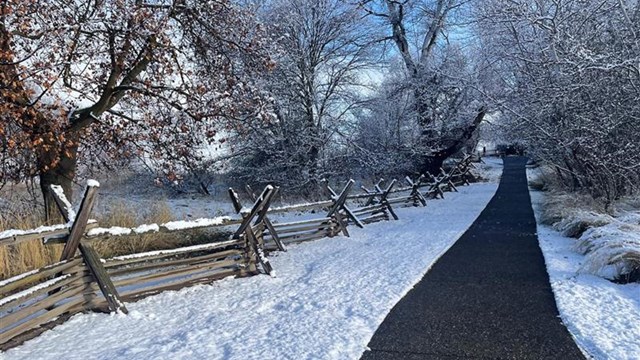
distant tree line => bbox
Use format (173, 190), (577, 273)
(478, 0), (640, 205)
(2, 0), (636, 212)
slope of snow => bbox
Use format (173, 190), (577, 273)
(2, 182), (499, 360)
(478, 156), (503, 183)
(529, 190), (640, 360)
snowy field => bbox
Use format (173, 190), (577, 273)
(2, 181), (499, 360)
(529, 190), (640, 359)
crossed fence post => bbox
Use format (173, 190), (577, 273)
(440, 167), (459, 192)
(245, 185), (286, 252)
(447, 156), (474, 186)
(228, 185), (277, 276)
(323, 179), (363, 237)
(425, 173), (445, 199)
(374, 179), (399, 220)
(459, 155), (477, 183)
(49, 181), (128, 314)
(404, 175), (428, 207)
(361, 178), (385, 206)
(457, 160), (472, 185)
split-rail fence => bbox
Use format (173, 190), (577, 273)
(0, 155), (482, 349)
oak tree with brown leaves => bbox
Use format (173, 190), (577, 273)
(0, 0), (274, 218)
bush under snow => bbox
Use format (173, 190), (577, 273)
(529, 167), (640, 282)
(576, 222), (640, 281)
(553, 211), (613, 238)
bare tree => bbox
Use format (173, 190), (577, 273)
(232, 0), (379, 194)
(358, 0), (487, 173)
(477, 0), (640, 205)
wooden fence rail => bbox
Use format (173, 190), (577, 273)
(0, 155), (481, 350)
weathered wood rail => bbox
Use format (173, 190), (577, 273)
(0, 155), (480, 350)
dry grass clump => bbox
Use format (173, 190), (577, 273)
(0, 209), (64, 280)
(92, 200), (175, 257)
(538, 192), (605, 226)
(553, 210), (613, 238)
(90, 199), (227, 258)
(576, 222), (640, 281)
(538, 187), (640, 282)
(0, 199), (218, 281)
(528, 176), (546, 191)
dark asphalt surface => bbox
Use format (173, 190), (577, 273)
(360, 157), (584, 360)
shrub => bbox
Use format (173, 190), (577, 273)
(577, 223), (640, 282)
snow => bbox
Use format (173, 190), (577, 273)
(0, 259), (75, 288)
(2, 182), (499, 360)
(530, 189), (640, 360)
(109, 239), (241, 261)
(86, 226), (132, 237)
(0, 269), (40, 288)
(133, 224), (160, 234)
(269, 200), (332, 213)
(84, 217), (233, 238)
(50, 185), (76, 221)
(162, 216), (232, 231)
(478, 157), (503, 182)
(0, 223), (69, 241)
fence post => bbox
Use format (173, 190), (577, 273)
(426, 173), (445, 199)
(324, 179), (364, 231)
(440, 168), (458, 192)
(405, 175), (427, 207)
(59, 183), (99, 261)
(229, 186), (277, 276)
(228, 187), (258, 273)
(376, 179), (399, 220)
(245, 185), (286, 252)
(362, 178), (384, 206)
(50, 181), (128, 314)
(79, 243), (128, 314)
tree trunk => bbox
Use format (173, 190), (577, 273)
(38, 134), (79, 223)
(306, 126), (321, 196)
(421, 107), (486, 175)
(414, 85), (432, 130)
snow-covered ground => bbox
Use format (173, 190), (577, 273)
(529, 188), (640, 359)
(2, 181), (499, 359)
(478, 156), (503, 183)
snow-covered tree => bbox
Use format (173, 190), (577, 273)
(358, 0), (487, 173)
(231, 0), (379, 194)
(477, 0), (640, 205)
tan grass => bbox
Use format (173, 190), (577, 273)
(92, 200), (178, 257)
(0, 211), (63, 280)
(0, 199), (200, 281)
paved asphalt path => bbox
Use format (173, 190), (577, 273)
(360, 157), (584, 360)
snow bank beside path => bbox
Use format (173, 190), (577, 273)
(530, 190), (640, 360)
(478, 156), (503, 182)
(3, 182), (498, 360)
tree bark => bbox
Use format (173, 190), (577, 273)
(414, 84), (433, 129)
(38, 133), (80, 223)
(422, 107), (486, 175)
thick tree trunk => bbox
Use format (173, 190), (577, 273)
(414, 84), (432, 129)
(421, 107), (486, 175)
(38, 134), (79, 223)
